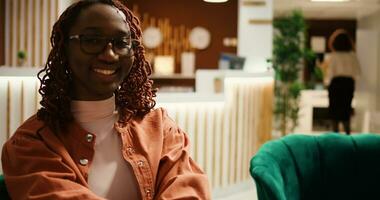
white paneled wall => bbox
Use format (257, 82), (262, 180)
(0, 76), (41, 140)
(158, 77), (274, 189)
(0, 73), (274, 190)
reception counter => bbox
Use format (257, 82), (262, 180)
(295, 89), (357, 133)
(0, 66), (274, 194)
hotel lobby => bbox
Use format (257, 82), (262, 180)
(1, 0), (380, 199)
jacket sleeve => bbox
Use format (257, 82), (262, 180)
(154, 109), (211, 200)
(1, 131), (105, 200)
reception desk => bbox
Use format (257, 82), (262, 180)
(295, 90), (357, 133)
(0, 67), (274, 194)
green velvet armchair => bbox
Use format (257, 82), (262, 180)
(250, 133), (380, 200)
(0, 175), (10, 199)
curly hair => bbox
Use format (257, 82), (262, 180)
(37, 0), (156, 132)
(328, 29), (355, 52)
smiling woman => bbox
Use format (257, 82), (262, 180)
(1, 1), (210, 200)
(66, 4), (135, 101)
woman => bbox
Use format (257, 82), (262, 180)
(1, 0), (210, 199)
(324, 29), (361, 135)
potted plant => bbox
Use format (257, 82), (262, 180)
(313, 64), (324, 89)
(270, 10), (315, 136)
(17, 50), (26, 66)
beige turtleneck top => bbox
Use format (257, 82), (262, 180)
(71, 96), (140, 200)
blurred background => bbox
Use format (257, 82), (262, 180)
(1, 0), (380, 199)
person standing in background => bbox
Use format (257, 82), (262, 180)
(323, 29), (361, 135)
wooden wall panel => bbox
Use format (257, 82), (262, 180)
(0, 0), (4, 65)
(307, 19), (357, 53)
(125, 0), (238, 72)
(4, 0), (59, 67)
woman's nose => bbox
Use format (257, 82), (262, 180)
(98, 43), (119, 62)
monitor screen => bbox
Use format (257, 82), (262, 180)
(218, 53), (246, 70)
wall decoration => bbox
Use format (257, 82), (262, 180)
(181, 52), (195, 76)
(311, 36), (326, 53)
(142, 26), (163, 49)
(16, 50), (26, 66)
(126, 1), (238, 73)
(154, 55), (175, 75)
(132, 5), (194, 73)
(223, 37), (237, 47)
(248, 19), (272, 25)
(189, 26), (211, 50)
(242, 0), (266, 6)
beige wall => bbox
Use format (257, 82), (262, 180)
(356, 11), (380, 130)
(238, 0), (273, 72)
(358, 11), (380, 107)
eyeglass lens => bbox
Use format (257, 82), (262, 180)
(80, 35), (133, 55)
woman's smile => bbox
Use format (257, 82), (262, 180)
(92, 68), (117, 75)
(91, 67), (120, 82)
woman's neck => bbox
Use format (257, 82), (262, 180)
(71, 95), (116, 123)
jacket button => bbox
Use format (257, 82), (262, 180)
(137, 160), (144, 167)
(145, 188), (152, 197)
(79, 158), (88, 166)
(86, 134), (94, 142)
(127, 147), (135, 153)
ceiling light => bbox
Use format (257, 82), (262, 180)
(311, 0), (351, 2)
(203, 0), (229, 3)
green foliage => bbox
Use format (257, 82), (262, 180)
(17, 51), (26, 59)
(271, 10), (314, 135)
(289, 81), (304, 98)
(314, 66), (324, 81)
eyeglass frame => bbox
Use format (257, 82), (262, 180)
(68, 34), (138, 56)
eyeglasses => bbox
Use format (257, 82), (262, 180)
(69, 34), (138, 56)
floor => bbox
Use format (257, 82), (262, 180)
(213, 180), (257, 200)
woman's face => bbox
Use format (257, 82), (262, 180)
(67, 3), (134, 101)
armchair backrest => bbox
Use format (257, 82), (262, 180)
(0, 175), (10, 199)
(250, 133), (380, 200)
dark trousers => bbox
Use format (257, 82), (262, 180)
(332, 119), (351, 135)
(328, 76), (355, 135)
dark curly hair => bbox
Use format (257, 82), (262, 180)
(37, 0), (156, 131)
(328, 29), (355, 52)
(333, 33), (353, 52)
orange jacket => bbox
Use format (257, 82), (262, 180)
(2, 108), (210, 200)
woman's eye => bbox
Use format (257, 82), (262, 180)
(115, 39), (130, 48)
(82, 36), (102, 44)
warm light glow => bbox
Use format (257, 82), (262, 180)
(154, 56), (175, 75)
(311, 0), (350, 2)
(203, 0), (228, 3)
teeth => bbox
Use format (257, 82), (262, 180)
(93, 68), (116, 75)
